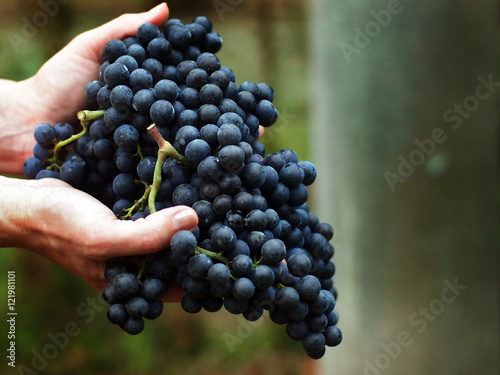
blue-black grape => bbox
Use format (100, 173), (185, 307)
(147, 37), (171, 63)
(102, 39), (127, 62)
(186, 68), (209, 90)
(114, 124), (139, 150)
(177, 109), (198, 127)
(139, 278), (166, 300)
(154, 79), (179, 101)
(86, 80), (106, 105)
(210, 225), (237, 253)
(287, 252), (312, 277)
(104, 62), (130, 88)
(137, 23), (161, 45)
(120, 316), (145, 335)
(167, 25), (192, 50)
(33, 143), (51, 160)
(301, 331), (326, 358)
(218, 145), (244, 173)
(172, 183), (199, 206)
(181, 295), (203, 313)
(187, 253), (213, 279)
(112, 273), (139, 299)
(150, 99), (175, 127)
(185, 139), (210, 164)
(197, 104), (220, 125)
(60, 160), (85, 186)
(192, 200), (217, 228)
(308, 313), (328, 332)
(144, 298), (164, 320)
(107, 304), (128, 325)
(207, 263), (231, 286)
(35, 169), (60, 179)
(240, 162), (266, 188)
(250, 264), (275, 290)
(171, 230), (198, 257)
(231, 254), (253, 277)
(183, 276), (209, 298)
(110, 85), (133, 111)
(136, 156), (156, 184)
(129, 68), (154, 92)
(127, 44), (146, 65)
(295, 275), (321, 302)
(260, 239), (286, 264)
(179, 87), (201, 109)
(286, 320), (309, 341)
(132, 88), (156, 113)
(254, 99), (278, 127)
(112, 199), (132, 217)
(54, 122), (74, 140)
(287, 301), (309, 321)
(23, 157), (43, 179)
(115, 55), (139, 73)
(274, 286), (301, 311)
(217, 123), (241, 147)
(112, 173), (138, 200)
(34, 123), (56, 146)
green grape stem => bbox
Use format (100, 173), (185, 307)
(195, 246), (229, 266)
(121, 185), (151, 219)
(51, 109), (105, 162)
(146, 124), (196, 213)
(147, 124), (196, 168)
(136, 254), (154, 282)
(252, 258), (262, 268)
(135, 143), (144, 159)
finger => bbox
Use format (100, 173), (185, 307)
(94, 205), (198, 260)
(162, 282), (184, 303)
(258, 125), (265, 139)
(70, 3), (170, 62)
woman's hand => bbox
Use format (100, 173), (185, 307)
(0, 3), (169, 176)
(0, 176), (197, 300)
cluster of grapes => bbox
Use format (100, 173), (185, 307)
(23, 16), (341, 359)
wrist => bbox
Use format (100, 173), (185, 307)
(0, 77), (40, 176)
(0, 176), (30, 248)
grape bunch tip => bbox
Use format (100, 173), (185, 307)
(23, 15), (341, 359)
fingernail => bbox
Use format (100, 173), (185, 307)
(174, 209), (197, 230)
(149, 3), (166, 14)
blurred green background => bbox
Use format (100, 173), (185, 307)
(1, 1), (498, 375)
(0, 1), (318, 374)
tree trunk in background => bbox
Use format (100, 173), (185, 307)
(309, 1), (499, 374)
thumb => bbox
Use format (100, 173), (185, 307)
(100, 205), (198, 259)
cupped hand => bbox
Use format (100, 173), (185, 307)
(1, 176), (197, 301)
(1, 3), (169, 176)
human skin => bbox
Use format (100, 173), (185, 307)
(0, 3), (196, 302)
